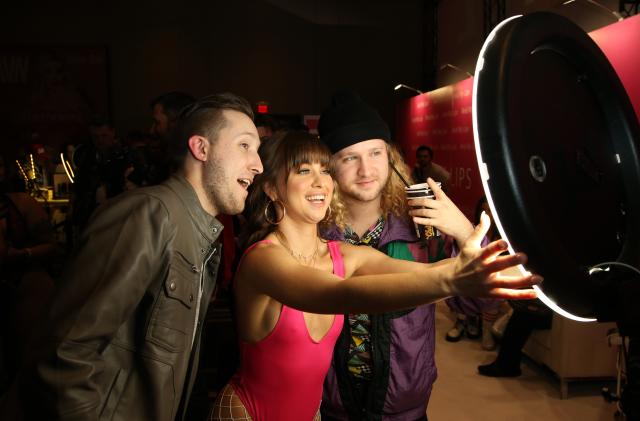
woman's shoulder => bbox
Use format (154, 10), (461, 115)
(239, 236), (297, 267)
(240, 238), (279, 262)
(235, 239), (284, 287)
(245, 238), (274, 251)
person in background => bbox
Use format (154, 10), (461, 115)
(0, 155), (63, 394)
(254, 114), (279, 142)
(472, 195), (551, 375)
(3, 93), (263, 421)
(477, 298), (552, 377)
(150, 91), (196, 142)
(121, 130), (168, 190)
(149, 91), (196, 182)
(412, 145), (451, 193)
(71, 115), (128, 231)
(208, 130), (539, 421)
(318, 90), (477, 421)
(445, 196), (503, 351)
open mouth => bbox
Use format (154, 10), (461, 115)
(305, 194), (326, 203)
(238, 178), (251, 190)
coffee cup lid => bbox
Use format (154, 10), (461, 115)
(406, 183), (429, 190)
(405, 182), (441, 191)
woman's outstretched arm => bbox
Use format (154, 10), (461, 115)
(237, 213), (540, 315)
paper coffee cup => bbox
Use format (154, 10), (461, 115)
(405, 182), (441, 240)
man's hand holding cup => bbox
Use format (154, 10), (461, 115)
(407, 177), (474, 245)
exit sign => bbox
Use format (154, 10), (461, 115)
(256, 101), (269, 114)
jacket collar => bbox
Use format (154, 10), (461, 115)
(378, 213), (416, 247)
(321, 213), (416, 247)
(165, 175), (223, 243)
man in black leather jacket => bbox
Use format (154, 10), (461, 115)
(3, 93), (263, 421)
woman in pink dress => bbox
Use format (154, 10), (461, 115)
(209, 131), (540, 421)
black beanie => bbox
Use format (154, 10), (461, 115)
(318, 90), (391, 154)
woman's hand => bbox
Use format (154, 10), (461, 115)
(408, 178), (474, 245)
(445, 212), (541, 300)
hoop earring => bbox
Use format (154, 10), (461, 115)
(264, 199), (286, 225)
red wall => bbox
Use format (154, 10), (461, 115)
(396, 14), (640, 221)
(590, 14), (640, 122)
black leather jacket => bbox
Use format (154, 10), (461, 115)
(18, 175), (223, 421)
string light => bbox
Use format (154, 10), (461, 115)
(60, 153), (75, 183)
(16, 160), (29, 182)
(67, 160), (75, 178)
(29, 154), (36, 180)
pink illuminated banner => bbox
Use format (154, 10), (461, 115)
(396, 77), (479, 219)
(396, 14), (640, 221)
(590, 14), (640, 122)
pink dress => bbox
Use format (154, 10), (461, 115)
(231, 240), (345, 421)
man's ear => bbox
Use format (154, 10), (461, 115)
(187, 135), (210, 162)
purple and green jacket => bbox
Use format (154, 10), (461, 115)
(321, 214), (449, 421)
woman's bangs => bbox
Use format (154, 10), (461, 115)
(285, 134), (331, 173)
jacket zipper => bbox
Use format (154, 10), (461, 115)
(190, 246), (216, 349)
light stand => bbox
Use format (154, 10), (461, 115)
(589, 264), (640, 420)
(439, 63), (474, 78)
(393, 83), (423, 95)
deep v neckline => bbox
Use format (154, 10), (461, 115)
(303, 312), (337, 344)
(302, 240), (344, 343)
(243, 239), (345, 344)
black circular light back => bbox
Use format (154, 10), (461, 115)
(472, 12), (640, 321)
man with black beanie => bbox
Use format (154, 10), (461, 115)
(319, 90), (474, 421)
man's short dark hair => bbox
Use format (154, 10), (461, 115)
(171, 92), (254, 166)
(416, 145), (433, 158)
(150, 92), (195, 122)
